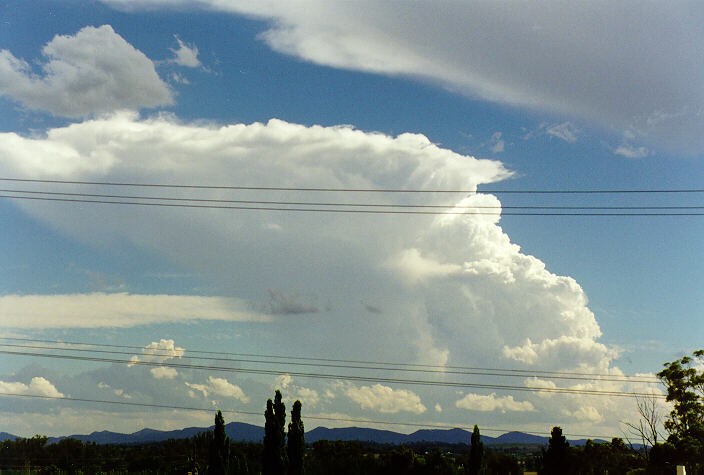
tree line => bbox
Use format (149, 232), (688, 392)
(2, 348), (704, 474)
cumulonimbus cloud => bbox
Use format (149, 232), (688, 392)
(0, 112), (631, 431)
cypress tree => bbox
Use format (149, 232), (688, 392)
(208, 410), (229, 475)
(287, 400), (305, 475)
(468, 424), (484, 475)
(543, 426), (571, 474)
(263, 390), (287, 475)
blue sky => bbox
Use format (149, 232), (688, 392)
(0, 0), (703, 438)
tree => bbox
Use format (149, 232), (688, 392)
(622, 393), (664, 462)
(542, 426), (571, 474)
(657, 349), (704, 471)
(263, 390), (287, 475)
(208, 410), (230, 475)
(287, 400), (305, 475)
(467, 424), (483, 475)
(658, 350), (704, 438)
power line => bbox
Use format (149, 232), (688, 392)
(0, 349), (665, 399)
(1, 188), (703, 211)
(2, 177), (703, 194)
(0, 342), (658, 384)
(0, 392), (616, 439)
(3, 194), (703, 216)
(0, 336), (659, 383)
(0, 337), (659, 382)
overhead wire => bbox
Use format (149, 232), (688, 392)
(2, 177), (704, 194)
(2, 194), (703, 216)
(0, 188), (702, 212)
(0, 392), (617, 440)
(0, 349), (665, 399)
(0, 342), (658, 384)
(0, 337), (660, 382)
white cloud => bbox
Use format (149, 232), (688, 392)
(0, 113), (627, 430)
(455, 393), (534, 413)
(489, 132), (504, 153)
(142, 339), (186, 360)
(614, 144), (649, 159)
(345, 384), (426, 414)
(546, 122), (579, 143)
(275, 374), (292, 389)
(185, 376), (249, 403)
(150, 367), (179, 379)
(0, 25), (172, 117)
(100, 1), (704, 154)
(170, 72), (190, 84)
(503, 336), (617, 368)
(0, 377), (64, 398)
(128, 339), (184, 378)
(0, 293), (271, 328)
(571, 406), (604, 424)
(169, 35), (202, 68)
(295, 387), (320, 407)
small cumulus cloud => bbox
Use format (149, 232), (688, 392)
(0, 25), (172, 117)
(170, 72), (190, 84)
(150, 367), (179, 379)
(130, 339), (184, 379)
(571, 405), (604, 423)
(489, 132), (505, 153)
(345, 383), (426, 414)
(614, 144), (649, 159)
(275, 374), (293, 390)
(185, 376), (249, 403)
(455, 393), (534, 413)
(0, 377), (64, 398)
(169, 35), (202, 68)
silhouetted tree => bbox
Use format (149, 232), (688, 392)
(287, 400), (305, 475)
(658, 349), (704, 472)
(467, 425), (483, 475)
(263, 390), (287, 475)
(542, 426), (571, 474)
(208, 410), (229, 475)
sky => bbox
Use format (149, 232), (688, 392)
(1, 0), (703, 439)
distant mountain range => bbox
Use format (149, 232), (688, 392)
(0, 423), (605, 446)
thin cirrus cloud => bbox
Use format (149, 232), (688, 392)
(0, 293), (271, 328)
(101, 0), (704, 155)
(0, 25), (173, 117)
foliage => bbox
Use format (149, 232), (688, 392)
(657, 349), (704, 473)
(208, 410), (230, 475)
(541, 426), (571, 474)
(484, 450), (522, 475)
(287, 400), (305, 475)
(467, 425), (483, 475)
(263, 389), (287, 475)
